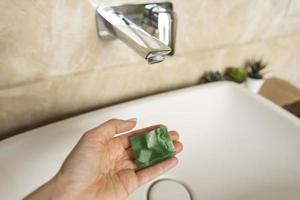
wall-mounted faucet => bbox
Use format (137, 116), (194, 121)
(96, 2), (176, 64)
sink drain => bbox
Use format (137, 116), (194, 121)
(147, 179), (192, 200)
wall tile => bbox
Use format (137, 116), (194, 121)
(1, 0), (299, 89)
(287, 0), (300, 17)
(1, 34), (300, 139)
(0, 0), (300, 138)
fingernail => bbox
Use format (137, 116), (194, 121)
(127, 118), (137, 122)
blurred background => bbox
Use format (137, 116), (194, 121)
(0, 0), (300, 139)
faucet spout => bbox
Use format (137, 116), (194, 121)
(96, 2), (176, 64)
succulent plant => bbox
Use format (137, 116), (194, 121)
(244, 59), (267, 79)
(224, 67), (247, 84)
(200, 71), (223, 84)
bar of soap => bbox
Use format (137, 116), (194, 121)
(130, 127), (176, 169)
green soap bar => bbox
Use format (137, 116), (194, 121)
(137, 149), (152, 163)
(130, 127), (176, 169)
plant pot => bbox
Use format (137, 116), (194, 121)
(245, 78), (264, 93)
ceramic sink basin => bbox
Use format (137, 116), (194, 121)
(0, 82), (300, 200)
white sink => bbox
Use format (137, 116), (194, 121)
(0, 82), (300, 200)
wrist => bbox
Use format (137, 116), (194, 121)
(24, 176), (59, 200)
(50, 173), (85, 200)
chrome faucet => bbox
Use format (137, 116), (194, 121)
(96, 2), (176, 64)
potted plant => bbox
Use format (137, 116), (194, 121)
(244, 59), (267, 93)
(224, 67), (248, 86)
(200, 71), (223, 84)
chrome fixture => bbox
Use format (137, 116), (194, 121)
(96, 2), (176, 64)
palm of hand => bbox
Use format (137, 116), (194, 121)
(56, 119), (182, 200)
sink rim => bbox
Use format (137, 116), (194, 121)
(2, 82), (300, 143)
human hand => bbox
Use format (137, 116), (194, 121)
(25, 119), (183, 200)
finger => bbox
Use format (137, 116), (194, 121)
(116, 124), (164, 149)
(136, 157), (178, 186)
(173, 140), (183, 154)
(169, 131), (180, 141)
(126, 140), (183, 160)
(87, 119), (137, 140)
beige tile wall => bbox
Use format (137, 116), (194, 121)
(0, 0), (300, 139)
